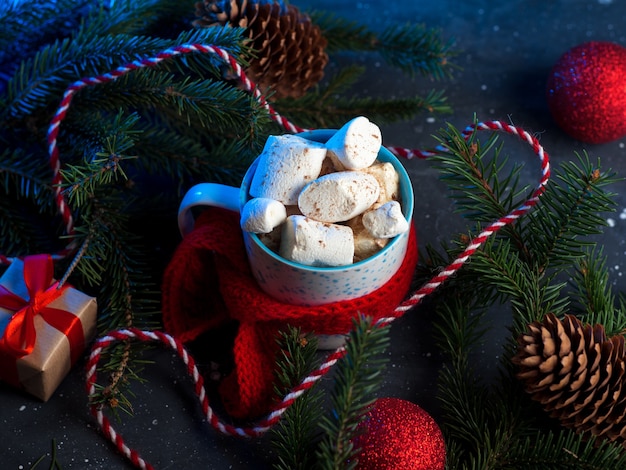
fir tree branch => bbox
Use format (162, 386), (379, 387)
(523, 153), (618, 270)
(91, 71), (261, 131)
(428, 125), (619, 277)
(62, 194), (160, 413)
(435, 293), (549, 469)
(438, 357), (522, 468)
(316, 316), (390, 470)
(270, 328), (324, 470)
(96, 0), (185, 36)
(376, 23), (457, 80)
(431, 125), (529, 222)
(58, 97), (265, 193)
(0, 146), (60, 255)
(60, 110), (140, 207)
(569, 248), (626, 337)
(432, 291), (491, 362)
(468, 238), (570, 333)
(423, 123), (624, 468)
(2, 25), (247, 121)
(429, 123), (531, 258)
(77, 209), (158, 330)
(502, 430), (626, 469)
(60, 159), (161, 331)
(276, 86), (451, 129)
(309, 11), (457, 79)
(0, 0), (91, 82)
(307, 10), (376, 53)
(316, 64), (365, 100)
(126, 123), (258, 189)
(87, 342), (151, 416)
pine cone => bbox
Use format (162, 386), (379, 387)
(194, 0), (328, 99)
(513, 313), (626, 445)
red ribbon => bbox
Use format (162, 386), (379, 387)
(0, 254), (84, 363)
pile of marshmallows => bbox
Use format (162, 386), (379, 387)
(240, 116), (409, 267)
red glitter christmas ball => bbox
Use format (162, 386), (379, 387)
(352, 397), (446, 470)
(546, 41), (626, 144)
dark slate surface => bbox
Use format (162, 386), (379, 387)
(3, 1), (626, 468)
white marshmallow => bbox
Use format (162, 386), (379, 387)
(362, 201), (409, 238)
(250, 134), (327, 205)
(279, 215), (354, 267)
(362, 162), (400, 204)
(241, 197), (287, 234)
(325, 116), (382, 170)
(298, 171), (380, 223)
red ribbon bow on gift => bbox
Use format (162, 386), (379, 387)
(0, 254), (74, 357)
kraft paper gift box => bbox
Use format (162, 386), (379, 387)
(0, 255), (97, 401)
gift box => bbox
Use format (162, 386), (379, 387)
(0, 255), (97, 401)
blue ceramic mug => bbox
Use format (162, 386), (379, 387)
(178, 130), (414, 307)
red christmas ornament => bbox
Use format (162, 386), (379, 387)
(546, 41), (626, 144)
(352, 397), (446, 470)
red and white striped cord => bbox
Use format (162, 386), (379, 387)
(43, 43), (551, 466)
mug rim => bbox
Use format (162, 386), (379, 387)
(243, 129), (414, 272)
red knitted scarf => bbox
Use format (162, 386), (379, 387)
(162, 207), (418, 420)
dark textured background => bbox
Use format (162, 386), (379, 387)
(3, 1), (626, 468)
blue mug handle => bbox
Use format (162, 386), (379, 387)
(177, 183), (240, 236)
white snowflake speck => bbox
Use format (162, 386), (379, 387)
(18, 405), (25, 412)
(607, 218), (616, 227)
